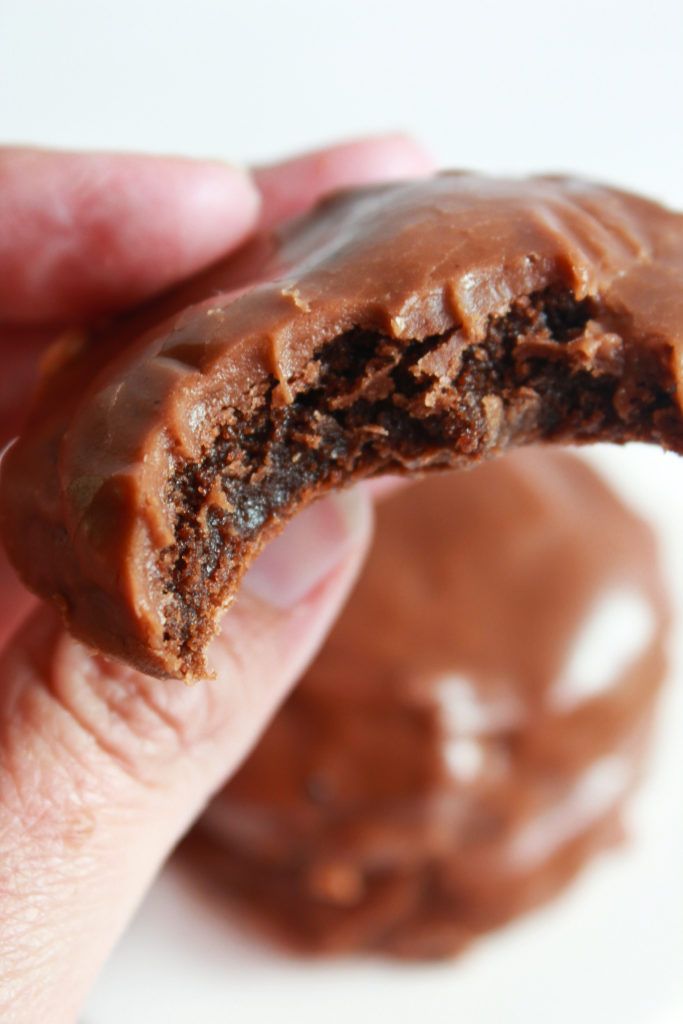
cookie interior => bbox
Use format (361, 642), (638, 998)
(162, 284), (678, 676)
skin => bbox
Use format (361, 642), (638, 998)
(0, 136), (434, 1024)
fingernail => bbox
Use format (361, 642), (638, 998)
(242, 489), (372, 609)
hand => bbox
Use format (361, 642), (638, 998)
(0, 137), (433, 1023)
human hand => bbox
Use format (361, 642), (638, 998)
(0, 136), (433, 1023)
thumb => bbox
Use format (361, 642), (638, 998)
(0, 487), (372, 1024)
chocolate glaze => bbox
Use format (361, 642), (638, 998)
(1, 174), (682, 677)
(189, 450), (668, 958)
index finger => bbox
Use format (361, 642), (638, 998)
(254, 134), (435, 230)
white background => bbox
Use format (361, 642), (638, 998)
(1, 2), (682, 1022)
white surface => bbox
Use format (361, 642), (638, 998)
(1, 0), (683, 206)
(1, 1), (682, 1021)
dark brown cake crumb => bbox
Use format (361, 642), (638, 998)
(161, 287), (676, 672)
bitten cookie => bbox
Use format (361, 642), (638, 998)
(1, 174), (682, 677)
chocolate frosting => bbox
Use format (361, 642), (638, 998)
(191, 451), (668, 957)
(1, 173), (682, 676)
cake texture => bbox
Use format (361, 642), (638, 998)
(1, 173), (682, 677)
(190, 451), (669, 958)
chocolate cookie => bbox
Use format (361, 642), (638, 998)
(1, 174), (682, 677)
(190, 450), (668, 958)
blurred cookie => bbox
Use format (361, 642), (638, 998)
(191, 449), (668, 958)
